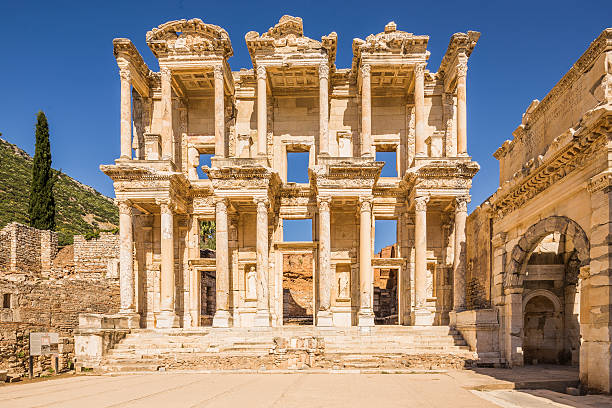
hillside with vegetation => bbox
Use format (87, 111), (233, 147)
(0, 137), (118, 245)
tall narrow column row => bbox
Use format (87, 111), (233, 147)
(254, 197), (270, 326)
(214, 65), (225, 158)
(256, 65), (267, 157)
(360, 64), (372, 157)
(157, 199), (177, 328)
(118, 200), (134, 312)
(358, 196), (374, 327)
(160, 67), (173, 161)
(453, 196), (468, 311)
(319, 63), (329, 155)
(213, 198), (231, 327)
(414, 195), (432, 326)
(414, 63), (426, 156)
(119, 68), (132, 160)
(317, 196), (332, 326)
(456, 61), (468, 156)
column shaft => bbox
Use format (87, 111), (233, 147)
(214, 65), (225, 157)
(213, 198), (231, 327)
(161, 67), (173, 161)
(159, 201), (175, 314)
(361, 64), (372, 157)
(414, 64), (426, 156)
(119, 69), (132, 159)
(319, 63), (329, 155)
(118, 201), (134, 312)
(255, 198), (270, 326)
(318, 196), (332, 326)
(414, 196), (429, 308)
(256, 65), (267, 157)
(453, 197), (468, 311)
(358, 196), (374, 326)
(457, 62), (468, 155)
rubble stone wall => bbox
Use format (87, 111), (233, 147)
(73, 233), (119, 277)
(465, 204), (492, 309)
(0, 223), (58, 274)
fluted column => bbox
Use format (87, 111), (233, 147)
(360, 64), (372, 157)
(456, 61), (468, 156)
(453, 196), (468, 311)
(254, 197), (270, 326)
(118, 200), (134, 312)
(157, 199), (177, 328)
(256, 65), (267, 157)
(213, 198), (231, 327)
(119, 68), (132, 160)
(160, 67), (173, 161)
(214, 65), (225, 158)
(317, 196), (333, 326)
(414, 63), (426, 156)
(414, 195), (432, 325)
(358, 196), (374, 327)
(319, 63), (330, 155)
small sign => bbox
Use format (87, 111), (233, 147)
(30, 332), (59, 356)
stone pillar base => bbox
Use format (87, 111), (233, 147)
(413, 308), (434, 326)
(212, 310), (232, 328)
(254, 310), (271, 327)
(449, 310), (457, 327)
(358, 309), (375, 327)
(316, 311), (333, 327)
(118, 311), (140, 329)
(156, 311), (179, 329)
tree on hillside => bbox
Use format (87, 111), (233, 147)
(28, 111), (56, 230)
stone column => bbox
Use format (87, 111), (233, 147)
(256, 65), (267, 157)
(254, 197), (270, 326)
(414, 63), (426, 157)
(456, 61), (468, 156)
(188, 216), (200, 327)
(118, 200), (134, 313)
(319, 63), (330, 156)
(360, 64), (372, 157)
(414, 195), (432, 325)
(358, 196), (374, 326)
(160, 67), (173, 161)
(157, 199), (177, 328)
(119, 68), (132, 160)
(453, 196), (468, 311)
(317, 196), (332, 326)
(504, 288), (524, 367)
(214, 65), (225, 158)
(213, 198), (231, 327)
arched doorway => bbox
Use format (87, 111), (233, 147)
(523, 290), (563, 364)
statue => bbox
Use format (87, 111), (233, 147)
(338, 272), (350, 299)
(246, 266), (257, 300)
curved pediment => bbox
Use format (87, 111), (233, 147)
(146, 18), (233, 59)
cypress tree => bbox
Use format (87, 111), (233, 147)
(28, 111), (56, 230)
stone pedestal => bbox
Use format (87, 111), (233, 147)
(156, 310), (179, 329)
(316, 311), (333, 327)
(358, 312), (375, 327)
(212, 310), (232, 328)
(414, 308), (434, 326)
(254, 310), (271, 327)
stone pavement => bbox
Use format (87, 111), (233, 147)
(2, 371), (612, 407)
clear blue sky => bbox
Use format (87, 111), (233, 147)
(1, 1), (610, 251)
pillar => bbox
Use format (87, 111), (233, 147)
(453, 196), (468, 311)
(214, 65), (225, 158)
(414, 63), (426, 157)
(358, 196), (374, 326)
(157, 199), (177, 328)
(213, 198), (231, 327)
(317, 196), (333, 326)
(456, 61), (468, 155)
(118, 200), (134, 312)
(360, 64), (372, 157)
(254, 197), (270, 326)
(188, 216), (200, 327)
(119, 68), (132, 160)
(256, 65), (267, 157)
(414, 195), (432, 326)
(319, 63), (329, 155)
(504, 289), (524, 367)
(160, 67), (173, 161)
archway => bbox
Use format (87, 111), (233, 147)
(523, 290), (563, 364)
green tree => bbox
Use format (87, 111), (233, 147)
(200, 220), (216, 250)
(28, 111), (56, 230)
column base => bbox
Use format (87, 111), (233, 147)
(413, 308), (434, 326)
(254, 310), (271, 327)
(316, 311), (333, 327)
(118, 311), (140, 329)
(212, 310), (233, 328)
(358, 309), (375, 327)
(156, 311), (179, 328)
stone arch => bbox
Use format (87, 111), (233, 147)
(505, 216), (589, 289)
(522, 289), (562, 314)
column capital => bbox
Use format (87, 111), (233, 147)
(256, 65), (267, 80)
(317, 195), (332, 212)
(214, 197), (229, 211)
(414, 195), (429, 212)
(319, 63), (329, 80)
(160, 66), (172, 80)
(119, 67), (131, 83)
(361, 63), (371, 78)
(454, 196), (469, 213)
(254, 196), (269, 208)
(414, 63), (425, 77)
(457, 62), (468, 78)
(213, 64), (223, 80)
(156, 198), (175, 213)
(358, 195), (373, 213)
(116, 199), (133, 215)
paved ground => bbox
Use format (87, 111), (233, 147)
(1, 371), (611, 408)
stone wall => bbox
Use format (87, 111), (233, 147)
(0, 222), (58, 274)
(465, 203), (492, 309)
(73, 233), (119, 277)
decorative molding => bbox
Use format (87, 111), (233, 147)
(319, 63), (329, 79)
(455, 196), (469, 213)
(119, 68), (131, 83)
(256, 65), (266, 80)
(358, 195), (373, 213)
(414, 195), (429, 212)
(456, 62), (468, 78)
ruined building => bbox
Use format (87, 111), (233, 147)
(101, 16), (479, 330)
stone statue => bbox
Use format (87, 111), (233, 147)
(338, 272), (350, 299)
(246, 266), (257, 300)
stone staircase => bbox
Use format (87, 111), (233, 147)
(99, 326), (482, 372)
